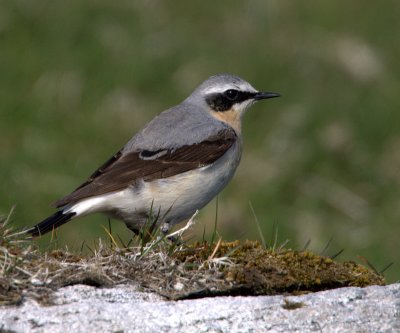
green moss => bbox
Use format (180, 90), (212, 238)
(173, 240), (384, 298)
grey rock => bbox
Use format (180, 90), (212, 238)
(1, 284), (399, 333)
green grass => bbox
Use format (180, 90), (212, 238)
(1, 1), (399, 282)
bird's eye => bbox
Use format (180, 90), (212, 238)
(224, 89), (239, 100)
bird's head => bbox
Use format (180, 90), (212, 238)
(186, 74), (280, 132)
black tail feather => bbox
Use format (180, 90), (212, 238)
(28, 211), (76, 237)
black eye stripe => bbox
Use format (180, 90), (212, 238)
(229, 90), (256, 103)
(205, 90), (257, 112)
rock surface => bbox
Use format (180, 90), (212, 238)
(1, 283), (399, 333)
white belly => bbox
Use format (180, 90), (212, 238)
(67, 142), (242, 231)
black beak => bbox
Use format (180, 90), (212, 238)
(254, 91), (281, 100)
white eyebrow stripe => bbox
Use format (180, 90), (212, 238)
(204, 83), (257, 95)
(203, 85), (239, 94)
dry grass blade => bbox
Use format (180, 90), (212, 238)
(167, 210), (198, 240)
(379, 262), (394, 275)
(249, 201), (266, 248)
(357, 255), (379, 275)
(302, 239), (311, 252)
(320, 237), (333, 256)
(101, 225), (119, 249)
(208, 237), (222, 261)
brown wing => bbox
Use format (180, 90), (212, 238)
(54, 128), (237, 208)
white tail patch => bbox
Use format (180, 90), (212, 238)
(64, 196), (109, 216)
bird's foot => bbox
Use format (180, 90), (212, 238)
(161, 222), (170, 234)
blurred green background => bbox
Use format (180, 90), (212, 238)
(1, 1), (399, 282)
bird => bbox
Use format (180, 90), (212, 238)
(27, 74), (280, 237)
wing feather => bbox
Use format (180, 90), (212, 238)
(54, 128), (236, 208)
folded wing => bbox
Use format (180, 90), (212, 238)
(54, 128), (237, 208)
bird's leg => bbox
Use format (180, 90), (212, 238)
(126, 225), (140, 235)
(161, 222), (180, 243)
(161, 222), (171, 234)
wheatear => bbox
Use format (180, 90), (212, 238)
(28, 74), (279, 237)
